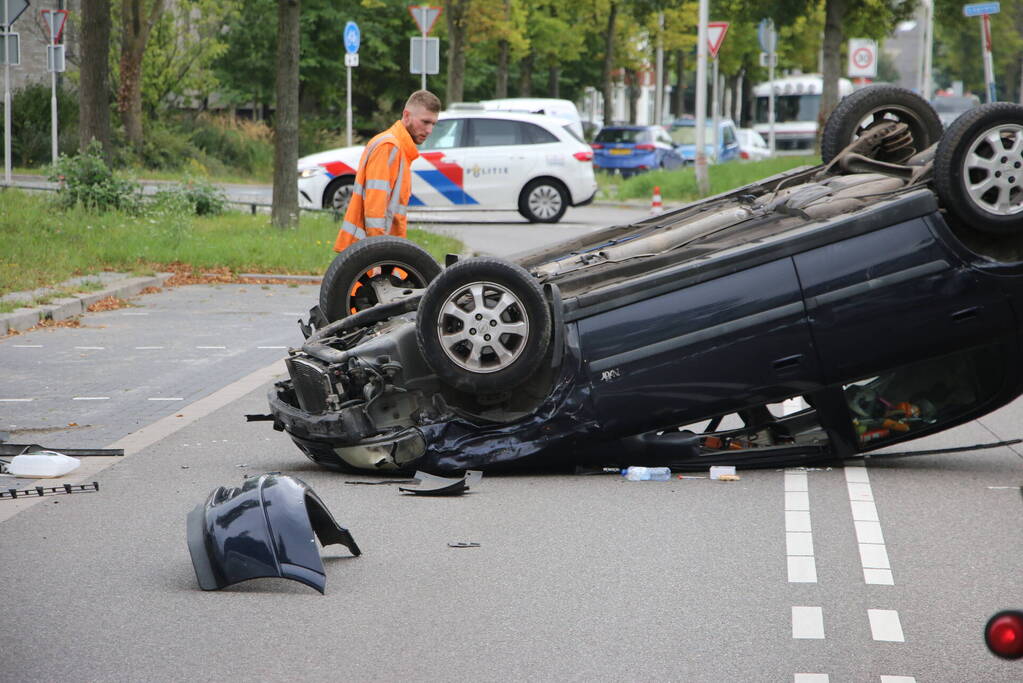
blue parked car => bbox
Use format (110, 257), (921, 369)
(591, 125), (683, 176)
(670, 117), (740, 163)
(267, 88), (1023, 474)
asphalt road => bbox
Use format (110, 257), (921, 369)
(1, 214), (1022, 681)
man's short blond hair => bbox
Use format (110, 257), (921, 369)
(405, 90), (441, 113)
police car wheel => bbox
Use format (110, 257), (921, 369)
(821, 85), (942, 165)
(519, 179), (568, 223)
(324, 177), (355, 213)
(416, 257), (551, 394)
(319, 236), (441, 323)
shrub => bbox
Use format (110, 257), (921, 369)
(49, 141), (142, 212)
(0, 83), (79, 167)
(140, 120), (206, 171)
(189, 113), (273, 176)
(151, 177), (228, 216)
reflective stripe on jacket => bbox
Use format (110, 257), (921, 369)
(333, 120), (420, 252)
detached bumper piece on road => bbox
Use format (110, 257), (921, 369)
(187, 473), (361, 594)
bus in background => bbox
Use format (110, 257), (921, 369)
(752, 74), (853, 153)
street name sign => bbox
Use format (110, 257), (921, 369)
(963, 2), (1000, 16)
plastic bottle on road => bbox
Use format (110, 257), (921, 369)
(622, 466), (671, 481)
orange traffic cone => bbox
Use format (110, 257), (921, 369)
(650, 185), (663, 214)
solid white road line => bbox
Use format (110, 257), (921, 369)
(792, 606), (825, 639)
(785, 470), (817, 583)
(868, 609), (905, 642)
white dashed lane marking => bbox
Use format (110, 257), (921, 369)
(846, 465), (894, 585)
(74, 346), (105, 350)
(12, 345), (43, 348)
(147, 397), (183, 401)
(257, 346), (287, 349)
(72, 397), (110, 401)
(196, 346), (227, 350)
(785, 469), (817, 583)
(135, 346), (165, 350)
(0, 398), (34, 402)
(868, 609), (905, 642)
(794, 675), (829, 683)
(791, 606), (825, 639)
(879, 677), (916, 682)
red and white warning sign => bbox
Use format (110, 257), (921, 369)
(847, 38), (877, 78)
(707, 21), (729, 58)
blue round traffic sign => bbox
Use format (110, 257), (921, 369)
(344, 21), (360, 54)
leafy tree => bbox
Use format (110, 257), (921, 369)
(272, 0), (300, 229)
(115, 0), (167, 149)
(79, 0), (114, 159)
(933, 0), (1023, 102)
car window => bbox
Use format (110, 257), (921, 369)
(561, 124), (583, 143)
(468, 118), (522, 147)
(843, 346), (1002, 449)
(722, 125), (736, 145)
(656, 129), (674, 145)
(524, 122), (560, 144)
(595, 128), (644, 144)
(420, 118), (464, 150)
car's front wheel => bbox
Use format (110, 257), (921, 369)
(319, 236), (441, 323)
(415, 258), (551, 394)
(934, 102), (1023, 235)
(518, 178), (568, 223)
(323, 176), (355, 214)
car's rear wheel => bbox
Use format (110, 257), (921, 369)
(416, 258), (551, 394)
(319, 236), (441, 323)
(518, 178), (568, 223)
(934, 103), (1023, 235)
(821, 85), (943, 164)
(323, 176), (355, 213)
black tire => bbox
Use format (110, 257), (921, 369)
(416, 258), (551, 394)
(820, 85), (943, 164)
(518, 178), (568, 223)
(319, 236), (442, 323)
(934, 102), (1023, 235)
(323, 176), (355, 213)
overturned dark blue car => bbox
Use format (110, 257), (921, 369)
(266, 87), (1023, 474)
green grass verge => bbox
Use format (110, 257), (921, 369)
(0, 189), (462, 297)
(13, 165), (271, 186)
(598, 155), (820, 203)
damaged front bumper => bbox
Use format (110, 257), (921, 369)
(186, 473), (360, 593)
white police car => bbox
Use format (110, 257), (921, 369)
(297, 110), (597, 223)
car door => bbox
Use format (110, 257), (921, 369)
(459, 118), (539, 209)
(792, 216), (1017, 386)
(577, 258), (823, 437)
(411, 117), (467, 208)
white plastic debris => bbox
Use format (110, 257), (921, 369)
(5, 451), (81, 478)
(709, 465), (736, 480)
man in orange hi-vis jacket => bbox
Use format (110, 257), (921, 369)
(332, 90), (441, 252)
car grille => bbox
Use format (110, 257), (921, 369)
(286, 357), (332, 414)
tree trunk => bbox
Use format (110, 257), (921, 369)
(271, 0), (300, 230)
(819, 0), (848, 150)
(627, 70), (639, 124)
(445, 0), (469, 104)
(674, 49), (685, 118)
(548, 64), (560, 98)
(79, 0), (113, 160)
(494, 0), (510, 98)
(117, 0), (166, 150)
(602, 1), (618, 125)
(519, 53), (533, 97)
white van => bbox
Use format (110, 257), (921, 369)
(752, 74), (853, 153)
(480, 98), (585, 141)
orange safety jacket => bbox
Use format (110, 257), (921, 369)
(333, 120), (420, 252)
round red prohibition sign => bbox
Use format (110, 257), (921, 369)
(852, 46), (874, 69)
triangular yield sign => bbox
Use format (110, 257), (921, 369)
(408, 5), (443, 36)
(707, 21), (729, 58)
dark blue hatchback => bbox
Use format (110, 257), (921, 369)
(591, 125), (683, 176)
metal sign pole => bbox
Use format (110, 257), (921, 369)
(4, 0), (11, 185)
(420, 8), (426, 90)
(49, 15), (58, 164)
(694, 0), (709, 196)
(711, 56), (720, 162)
(981, 14), (996, 102)
(768, 23), (776, 154)
(346, 64), (352, 146)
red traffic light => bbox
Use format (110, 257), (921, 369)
(985, 610), (1023, 660)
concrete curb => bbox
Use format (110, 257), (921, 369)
(1, 272), (172, 335)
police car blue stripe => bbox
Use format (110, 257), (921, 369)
(414, 169), (479, 205)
